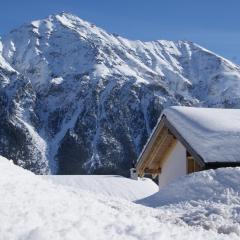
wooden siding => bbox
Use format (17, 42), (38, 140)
(136, 123), (177, 177)
(187, 155), (202, 173)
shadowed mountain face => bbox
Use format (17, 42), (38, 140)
(1, 12), (240, 175)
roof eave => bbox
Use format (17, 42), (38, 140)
(205, 162), (240, 169)
(162, 115), (206, 168)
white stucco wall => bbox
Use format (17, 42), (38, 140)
(158, 141), (187, 189)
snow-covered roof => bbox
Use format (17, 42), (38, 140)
(163, 106), (240, 163)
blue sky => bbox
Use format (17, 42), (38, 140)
(1, 0), (240, 63)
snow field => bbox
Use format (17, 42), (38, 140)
(43, 175), (158, 201)
(0, 156), (237, 240)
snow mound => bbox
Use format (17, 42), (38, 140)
(163, 106), (240, 163)
(43, 175), (158, 201)
(137, 167), (240, 235)
(0, 155), (236, 239)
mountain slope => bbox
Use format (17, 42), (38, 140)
(1, 12), (240, 174)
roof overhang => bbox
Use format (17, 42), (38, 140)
(136, 116), (177, 177)
(136, 115), (206, 177)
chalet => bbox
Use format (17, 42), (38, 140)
(135, 106), (240, 188)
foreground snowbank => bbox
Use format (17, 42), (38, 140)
(0, 156), (236, 240)
(137, 167), (240, 235)
(44, 175), (158, 201)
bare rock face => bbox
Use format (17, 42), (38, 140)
(0, 66), (48, 173)
(1, 13), (240, 175)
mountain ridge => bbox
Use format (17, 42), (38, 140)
(1, 12), (240, 175)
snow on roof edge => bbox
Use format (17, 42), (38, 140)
(137, 106), (240, 165)
(163, 106), (240, 163)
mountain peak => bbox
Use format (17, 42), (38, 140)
(55, 11), (83, 20)
(1, 13), (240, 175)
(53, 11), (90, 26)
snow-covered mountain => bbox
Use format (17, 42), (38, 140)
(1, 12), (240, 175)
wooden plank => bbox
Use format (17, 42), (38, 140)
(136, 127), (168, 174)
(138, 134), (177, 176)
(151, 137), (177, 170)
(187, 157), (194, 174)
(144, 168), (161, 174)
(138, 133), (169, 176)
(136, 121), (165, 169)
(187, 155), (202, 173)
(142, 130), (169, 169)
(148, 135), (173, 169)
(194, 159), (202, 172)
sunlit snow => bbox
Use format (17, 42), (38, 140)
(0, 155), (239, 239)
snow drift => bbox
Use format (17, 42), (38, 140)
(44, 175), (158, 201)
(0, 155), (238, 239)
(137, 167), (240, 235)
